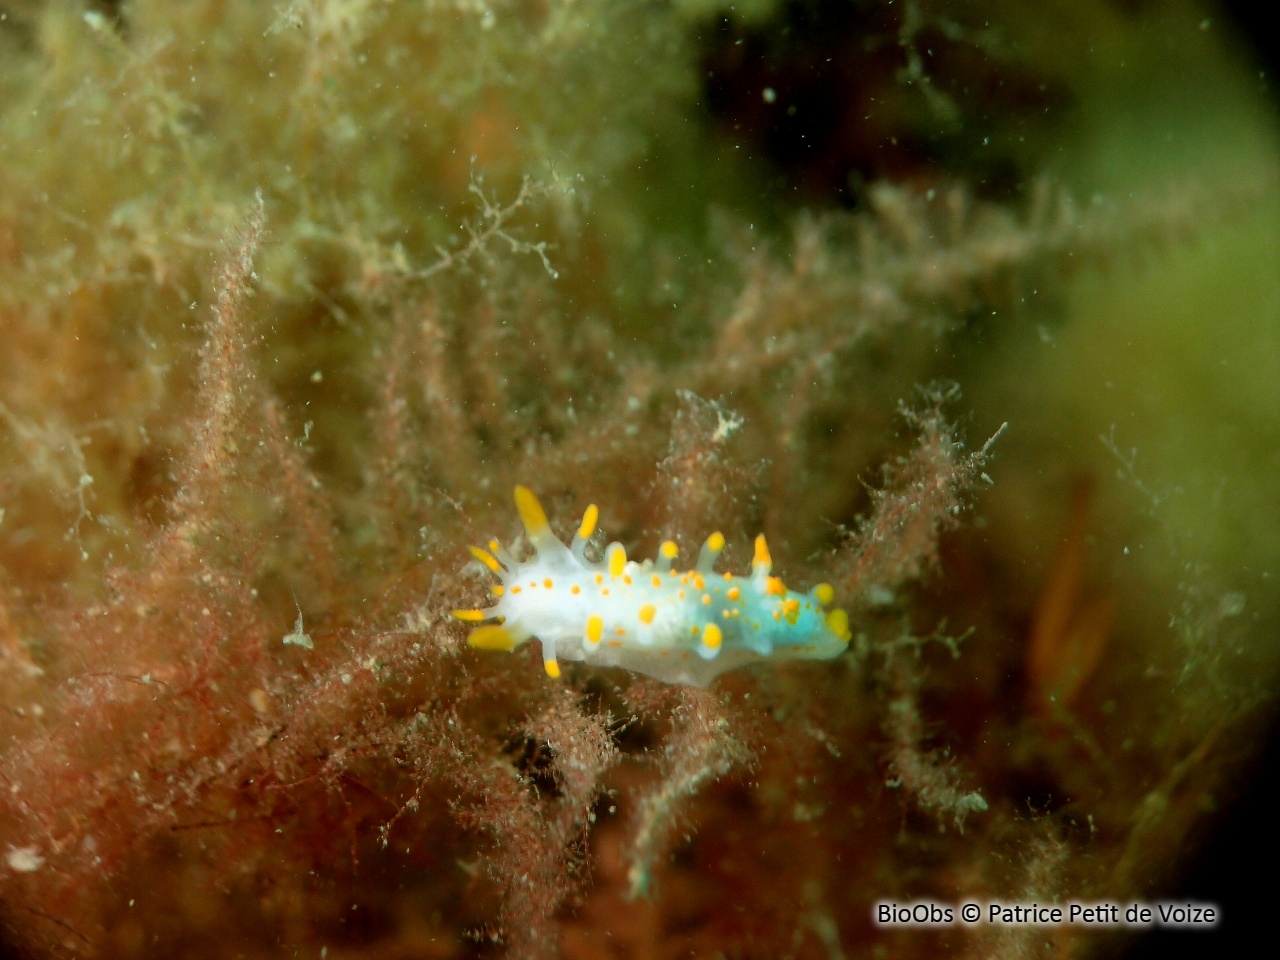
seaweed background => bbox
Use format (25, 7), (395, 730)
(0, 1), (1278, 958)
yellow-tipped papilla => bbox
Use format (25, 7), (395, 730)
(696, 531), (725, 572)
(544, 658), (562, 679)
(753, 534), (772, 575)
(468, 624), (518, 651)
(487, 537), (518, 568)
(570, 503), (599, 560)
(607, 542), (627, 578)
(514, 484), (552, 539)
(469, 545), (503, 574)
(826, 608), (852, 643)
(452, 608), (489, 622)
(514, 485), (578, 562)
(578, 503), (599, 540)
(813, 583), (835, 607)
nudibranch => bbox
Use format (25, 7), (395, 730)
(452, 487), (852, 686)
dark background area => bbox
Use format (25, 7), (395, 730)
(1126, 727), (1280, 956)
(697, 0), (1280, 956)
(1130, 4), (1278, 956)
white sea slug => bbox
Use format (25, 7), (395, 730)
(453, 487), (852, 686)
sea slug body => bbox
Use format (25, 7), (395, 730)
(453, 487), (852, 686)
